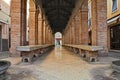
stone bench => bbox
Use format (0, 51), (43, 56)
(63, 44), (104, 62)
(16, 44), (54, 62)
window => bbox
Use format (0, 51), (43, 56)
(112, 0), (118, 12)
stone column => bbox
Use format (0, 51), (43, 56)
(29, 0), (36, 45)
(10, 0), (27, 55)
(91, 0), (108, 52)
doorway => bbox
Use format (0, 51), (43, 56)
(110, 25), (120, 50)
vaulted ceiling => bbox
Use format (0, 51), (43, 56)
(35, 0), (78, 33)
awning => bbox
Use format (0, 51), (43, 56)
(107, 15), (120, 24)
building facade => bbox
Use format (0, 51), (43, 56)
(0, 0), (10, 51)
(55, 32), (62, 46)
(107, 0), (120, 51)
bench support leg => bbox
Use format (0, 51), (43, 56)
(86, 51), (98, 62)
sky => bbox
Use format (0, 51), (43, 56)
(4, 0), (11, 5)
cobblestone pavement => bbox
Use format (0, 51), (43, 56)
(2, 47), (120, 80)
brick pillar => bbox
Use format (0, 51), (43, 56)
(50, 29), (52, 44)
(72, 21), (75, 44)
(47, 28), (49, 44)
(65, 29), (68, 44)
(47, 26), (49, 44)
(91, 0), (108, 53)
(68, 27), (70, 44)
(43, 20), (46, 44)
(45, 21), (47, 44)
(29, 0), (36, 45)
(67, 30), (69, 44)
(79, 11), (82, 44)
(74, 17), (79, 45)
(48, 28), (51, 44)
(62, 35), (64, 44)
(70, 24), (72, 44)
(10, 0), (27, 55)
(65, 30), (68, 44)
(81, 10), (88, 45)
(49, 29), (51, 44)
(79, 1), (88, 45)
(45, 26), (48, 44)
(64, 31), (67, 44)
(52, 32), (54, 44)
(38, 11), (43, 45)
(63, 32), (65, 44)
(69, 25), (72, 44)
(35, 7), (39, 45)
(52, 34), (54, 45)
(50, 30), (52, 44)
(75, 15), (80, 45)
(74, 17), (78, 45)
(41, 14), (44, 45)
(21, 0), (27, 45)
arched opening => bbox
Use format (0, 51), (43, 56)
(23, 58), (29, 62)
(55, 32), (62, 47)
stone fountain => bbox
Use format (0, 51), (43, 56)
(112, 60), (120, 72)
(0, 60), (11, 80)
